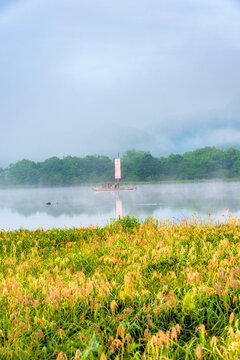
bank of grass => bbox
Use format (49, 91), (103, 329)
(1, 215), (240, 359)
(1, 177), (240, 189)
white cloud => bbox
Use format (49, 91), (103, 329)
(1, 0), (240, 165)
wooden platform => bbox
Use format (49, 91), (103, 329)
(93, 187), (136, 192)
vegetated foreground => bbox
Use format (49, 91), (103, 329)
(1, 215), (240, 359)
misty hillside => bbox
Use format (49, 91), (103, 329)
(1, 147), (240, 186)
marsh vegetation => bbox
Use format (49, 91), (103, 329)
(0, 215), (240, 358)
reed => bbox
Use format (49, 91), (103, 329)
(0, 214), (240, 359)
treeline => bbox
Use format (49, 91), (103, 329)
(1, 147), (240, 186)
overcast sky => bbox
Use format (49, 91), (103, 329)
(1, 0), (240, 166)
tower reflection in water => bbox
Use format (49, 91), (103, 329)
(115, 198), (122, 219)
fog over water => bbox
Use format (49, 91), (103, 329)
(1, 182), (240, 230)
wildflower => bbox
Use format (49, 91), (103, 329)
(229, 341), (239, 351)
(92, 323), (102, 338)
(56, 352), (68, 360)
(175, 324), (181, 334)
(228, 326), (234, 338)
(116, 324), (125, 339)
(110, 300), (118, 315)
(35, 329), (45, 340)
(58, 329), (65, 336)
(236, 331), (240, 340)
(210, 336), (218, 347)
(34, 317), (44, 328)
(147, 314), (154, 328)
(50, 321), (54, 332)
(196, 345), (202, 359)
(171, 327), (178, 342)
(19, 322), (28, 331)
(196, 324), (206, 334)
(124, 333), (131, 352)
(110, 339), (122, 350)
(144, 328), (149, 341)
(220, 346), (228, 357)
(230, 312), (235, 325)
(78, 333), (88, 343)
(73, 349), (81, 360)
(232, 280), (239, 290)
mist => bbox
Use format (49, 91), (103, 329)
(1, 0), (240, 166)
(1, 182), (240, 229)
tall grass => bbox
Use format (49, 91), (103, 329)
(0, 214), (240, 359)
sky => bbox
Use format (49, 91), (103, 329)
(1, 0), (240, 166)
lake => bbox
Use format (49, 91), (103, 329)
(1, 182), (240, 230)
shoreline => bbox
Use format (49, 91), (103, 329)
(1, 177), (240, 189)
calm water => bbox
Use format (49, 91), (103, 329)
(1, 182), (240, 230)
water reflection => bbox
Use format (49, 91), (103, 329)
(0, 182), (240, 229)
(115, 199), (122, 219)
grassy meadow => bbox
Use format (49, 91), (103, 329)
(0, 215), (240, 359)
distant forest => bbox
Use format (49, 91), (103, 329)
(1, 147), (240, 186)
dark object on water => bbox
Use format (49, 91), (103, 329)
(46, 202), (51, 206)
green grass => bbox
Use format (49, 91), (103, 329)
(0, 215), (240, 359)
